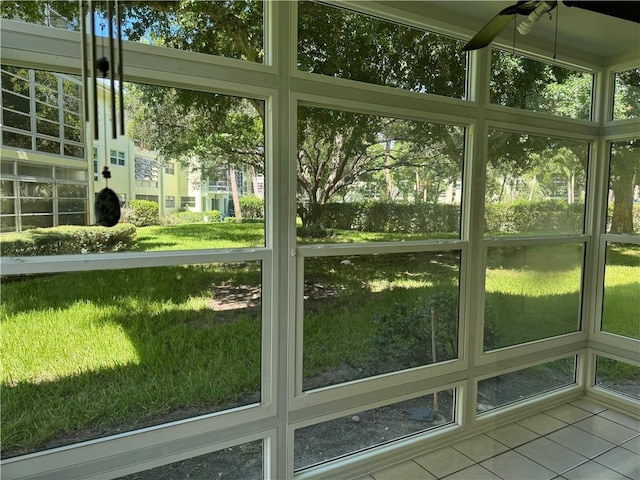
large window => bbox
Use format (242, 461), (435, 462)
(490, 50), (593, 120)
(485, 131), (589, 236)
(613, 68), (640, 120)
(1, 66), (84, 159)
(297, 106), (464, 242)
(298, 1), (467, 98)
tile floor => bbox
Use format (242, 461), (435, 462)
(360, 398), (640, 480)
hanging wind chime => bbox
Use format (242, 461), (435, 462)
(81, 0), (125, 227)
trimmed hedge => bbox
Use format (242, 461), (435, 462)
(239, 196), (264, 219)
(0, 224), (137, 256)
(163, 210), (222, 225)
(319, 200), (587, 235)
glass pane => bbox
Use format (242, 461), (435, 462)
(119, 1), (263, 62)
(1, 69), (30, 95)
(0, 262), (262, 457)
(2, 91), (30, 113)
(613, 68), (640, 120)
(484, 244), (583, 351)
(304, 251), (460, 390)
(18, 164), (52, 178)
(596, 356), (640, 400)
(35, 137), (60, 154)
(602, 243), (640, 339)
(297, 106), (464, 242)
(63, 143), (84, 158)
(56, 167), (86, 182)
(1, 179), (15, 196)
(36, 101), (60, 122)
(63, 126), (81, 142)
(295, 390), (455, 471)
(2, 109), (31, 130)
(58, 183), (87, 198)
(298, 2), (466, 98)
(21, 214), (53, 230)
(20, 181), (52, 197)
(58, 213), (86, 226)
(20, 198), (53, 214)
(1, 199), (16, 214)
(116, 440), (263, 480)
(1, 160), (15, 175)
(58, 199), (86, 213)
(491, 50), (593, 120)
(124, 82), (265, 249)
(486, 131), (588, 236)
(0, 215), (16, 232)
(36, 118), (60, 137)
(607, 139), (639, 235)
(477, 357), (576, 414)
(0, 1), (79, 29)
(2, 130), (31, 149)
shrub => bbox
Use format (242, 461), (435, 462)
(239, 196), (264, 219)
(296, 224), (333, 238)
(0, 224), (137, 256)
(373, 292), (499, 368)
(124, 200), (159, 227)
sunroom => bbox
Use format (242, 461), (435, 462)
(0, 1), (638, 479)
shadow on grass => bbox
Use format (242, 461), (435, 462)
(1, 301), (262, 458)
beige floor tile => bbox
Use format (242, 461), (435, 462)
(481, 450), (555, 480)
(544, 404), (593, 424)
(621, 435), (640, 454)
(451, 434), (509, 462)
(371, 460), (436, 480)
(517, 412), (568, 435)
(594, 446), (640, 478)
(562, 461), (629, 480)
(574, 416), (638, 444)
(441, 464), (501, 480)
(413, 446), (474, 478)
(568, 398), (606, 414)
(598, 409), (640, 431)
(486, 422), (539, 448)
(516, 437), (587, 474)
(547, 425), (615, 458)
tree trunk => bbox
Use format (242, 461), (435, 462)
(250, 165), (260, 197)
(229, 165), (242, 219)
(610, 177), (635, 233)
(384, 140), (394, 200)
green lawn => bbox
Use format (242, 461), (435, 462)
(1, 223), (637, 456)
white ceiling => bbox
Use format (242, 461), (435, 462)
(381, 1), (640, 63)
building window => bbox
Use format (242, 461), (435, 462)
(93, 146), (99, 181)
(110, 150), (126, 166)
(164, 163), (175, 175)
(181, 196), (196, 208)
(135, 195), (158, 203)
(165, 195), (175, 208)
(135, 156), (159, 188)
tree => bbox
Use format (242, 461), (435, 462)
(609, 139), (639, 234)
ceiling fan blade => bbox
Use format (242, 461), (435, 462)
(462, 11), (517, 51)
(563, 1), (640, 23)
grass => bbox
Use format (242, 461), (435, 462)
(1, 223), (637, 456)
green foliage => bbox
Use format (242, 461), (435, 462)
(296, 224), (333, 238)
(320, 202), (461, 234)
(0, 224), (137, 256)
(485, 200), (585, 234)
(163, 210), (222, 225)
(239, 196), (264, 218)
(124, 200), (159, 227)
(223, 217), (264, 224)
